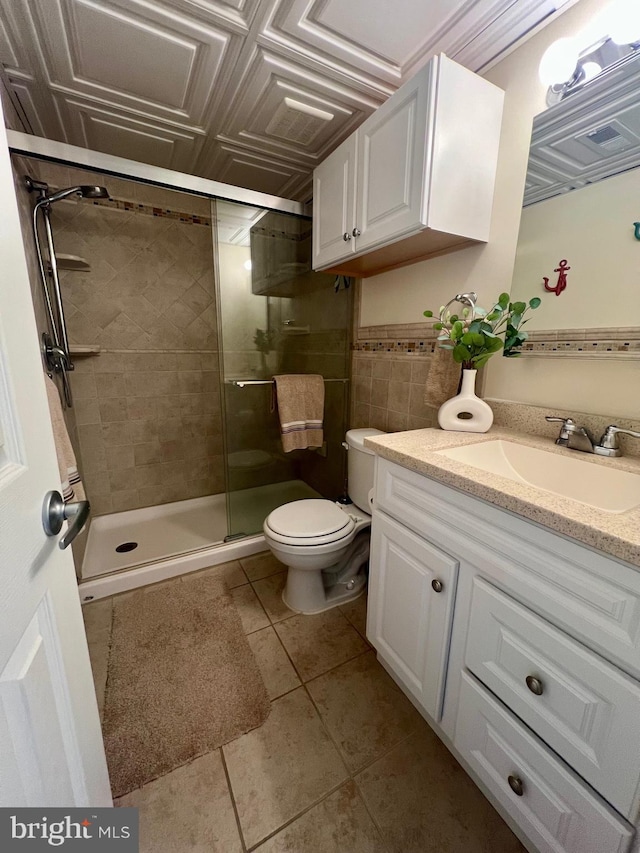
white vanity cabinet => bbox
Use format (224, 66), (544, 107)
(312, 54), (504, 276)
(367, 456), (639, 853)
(367, 510), (458, 721)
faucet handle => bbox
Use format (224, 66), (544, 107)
(595, 425), (640, 457)
(545, 416), (576, 445)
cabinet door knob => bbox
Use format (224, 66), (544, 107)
(507, 775), (524, 797)
(352, 227), (361, 237)
(343, 232), (352, 241)
(431, 578), (443, 593)
(525, 675), (544, 696)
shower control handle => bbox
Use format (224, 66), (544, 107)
(42, 490), (91, 549)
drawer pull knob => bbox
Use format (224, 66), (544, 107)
(508, 775), (524, 796)
(431, 578), (443, 593)
(343, 232), (352, 241)
(526, 675), (544, 696)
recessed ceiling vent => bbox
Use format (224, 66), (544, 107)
(580, 123), (637, 156)
(266, 97), (333, 145)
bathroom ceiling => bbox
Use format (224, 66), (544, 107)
(0, 0), (568, 202)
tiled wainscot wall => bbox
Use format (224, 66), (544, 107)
(350, 323), (640, 442)
(350, 324), (440, 432)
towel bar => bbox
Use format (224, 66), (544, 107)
(229, 378), (349, 388)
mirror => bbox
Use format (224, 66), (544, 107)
(508, 49), (640, 353)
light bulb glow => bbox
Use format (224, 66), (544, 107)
(581, 61), (603, 82)
(539, 38), (580, 86)
(244, 259), (252, 271)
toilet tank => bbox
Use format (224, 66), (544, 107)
(346, 428), (384, 512)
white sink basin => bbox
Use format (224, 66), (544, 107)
(436, 440), (640, 514)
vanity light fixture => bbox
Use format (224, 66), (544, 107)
(539, 0), (640, 105)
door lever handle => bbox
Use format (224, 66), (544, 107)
(42, 490), (91, 549)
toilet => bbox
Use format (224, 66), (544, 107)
(263, 428), (384, 614)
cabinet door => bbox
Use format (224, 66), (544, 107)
(312, 134), (356, 269)
(367, 509), (458, 720)
(355, 59), (433, 252)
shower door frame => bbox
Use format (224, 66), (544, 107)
(8, 131), (306, 215)
(8, 130), (312, 601)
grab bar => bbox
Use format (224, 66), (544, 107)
(27, 175), (75, 407)
(229, 378), (349, 388)
(42, 205), (72, 363)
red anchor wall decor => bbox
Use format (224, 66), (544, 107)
(543, 259), (570, 296)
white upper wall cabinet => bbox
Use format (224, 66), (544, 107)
(312, 54), (504, 276)
(312, 135), (357, 268)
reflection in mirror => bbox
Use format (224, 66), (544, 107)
(508, 48), (640, 353)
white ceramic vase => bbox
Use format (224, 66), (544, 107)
(437, 368), (493, 433)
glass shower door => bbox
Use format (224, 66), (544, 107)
(214, 201), (352, 539)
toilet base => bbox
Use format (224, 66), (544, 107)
(283, 572), (367, 615)
(282, 532), (369, 615)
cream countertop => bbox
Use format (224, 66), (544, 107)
(365, 427), (640, 569)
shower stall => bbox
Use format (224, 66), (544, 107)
(13, 152), (351, 598)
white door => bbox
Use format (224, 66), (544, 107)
(312, 134), (357, 269)
(367, 510), (458, 721)
(0, 106), (111, 806)
(355, 60), (432, 252)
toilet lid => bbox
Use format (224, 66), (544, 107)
(265, 499), (354, 545)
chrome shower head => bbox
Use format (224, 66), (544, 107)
(25, 175), (110, 205)
(43, 185), (110, 204)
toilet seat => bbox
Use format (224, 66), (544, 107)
(264, 499), (355, 547)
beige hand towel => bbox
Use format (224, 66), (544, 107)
(424, 346), (461, 408)
(273, 374), (325, 452)
(45, 375), (86, 502)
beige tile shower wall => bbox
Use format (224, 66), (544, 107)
(29, 159), (223, 515)
(72, 351), (223, 515)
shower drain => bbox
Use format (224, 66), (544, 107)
(115, 541), (138, 553)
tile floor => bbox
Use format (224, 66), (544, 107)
(84, 552), (526, 853)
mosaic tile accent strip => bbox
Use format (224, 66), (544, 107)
(352, 340), (436, 354)
(520, 327), (640, 357)
(353, 324), (640, 358)
(51, 184), (212, 226)
(353, 323), (437, 355)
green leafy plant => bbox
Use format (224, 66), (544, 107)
(423, 293), (541, 369)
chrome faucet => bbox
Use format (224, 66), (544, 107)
(546, 416), (640, 457)
(545, 416), (594, 452)
(594, 425), (640, 457)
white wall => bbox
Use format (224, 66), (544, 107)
(358, 0), (640, 420)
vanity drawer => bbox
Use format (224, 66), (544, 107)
(454, 671), (633, 853)
(465, 578), (640, 817)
